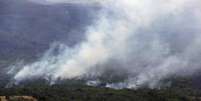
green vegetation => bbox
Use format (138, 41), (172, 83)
(0, 78), (201, 101)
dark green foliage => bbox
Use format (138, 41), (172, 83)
(0, 79), (201, 101)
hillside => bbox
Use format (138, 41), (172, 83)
(0, 0), (98, 60)
(0, 78), (201, 101)
(0, 0), (99, 89)
(0, 0), (201, 101)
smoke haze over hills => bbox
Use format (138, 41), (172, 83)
(3, 0), (201, 89)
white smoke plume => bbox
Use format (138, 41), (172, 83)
(8, 0), (201, 89)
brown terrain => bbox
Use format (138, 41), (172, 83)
(0, 96), (37, 101)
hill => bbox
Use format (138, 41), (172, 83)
(0, 78), (201, 101)
(0, 0), (98, 60)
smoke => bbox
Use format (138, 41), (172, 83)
(8, 0), (201, 89)
(27, 0), (105, 5)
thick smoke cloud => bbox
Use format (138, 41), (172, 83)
(8, 0), (201, 89)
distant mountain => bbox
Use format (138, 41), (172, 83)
(0, 0), (99, 60)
